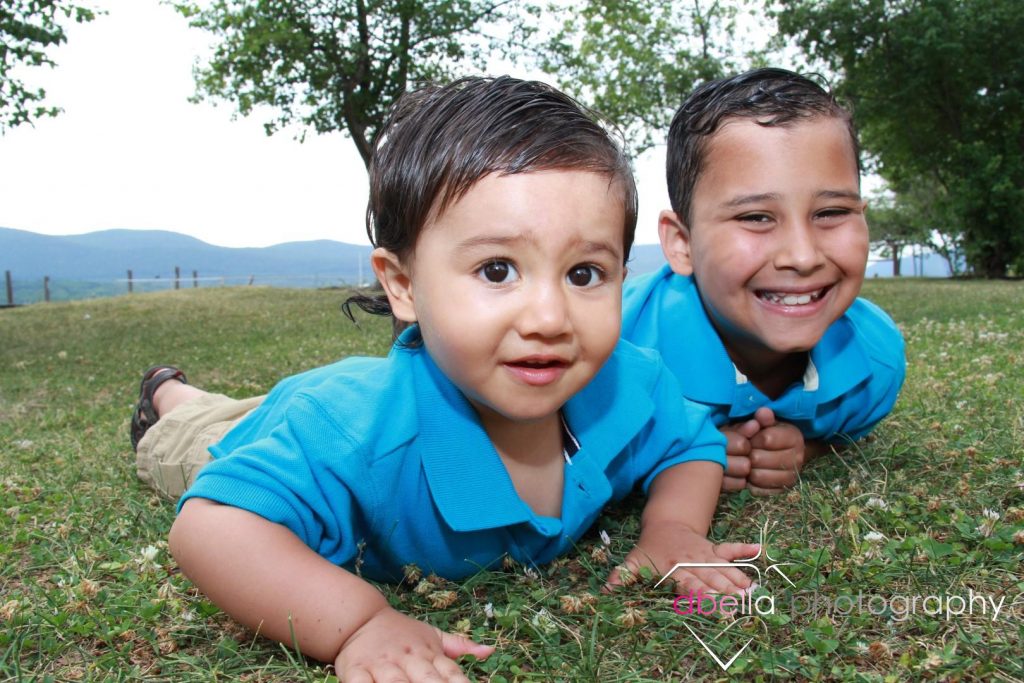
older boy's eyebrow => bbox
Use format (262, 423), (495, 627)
(817, 189), (863, 202)
(722, 189), (862, 208)
(722, 192), (781, 208)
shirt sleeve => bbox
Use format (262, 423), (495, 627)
(178, 394), (369, 567)
(635, 363), (727, 493)
(830, 303), (908, 443)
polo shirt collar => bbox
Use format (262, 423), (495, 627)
(406, 336), (654, 534)
(663, 275), (872, 407)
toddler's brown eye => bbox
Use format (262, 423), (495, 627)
(480, 260), (517, 283)
(567, 265), (600, 287)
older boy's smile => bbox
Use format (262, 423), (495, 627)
(755, 285), (831, 307)
(662, 116), (868, 377)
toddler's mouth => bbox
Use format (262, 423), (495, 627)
(508, 358), (568, 369)
(756, 285), (831, 306)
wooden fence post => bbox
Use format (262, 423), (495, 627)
(44, 276), (50, 303)
(175, 266), (180, 290)
(127, 269), (133, 293)
(5, 270), (12, 306)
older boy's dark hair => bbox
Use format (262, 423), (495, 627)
(368, 75), (637, 259)
(667, 67), (860, 227)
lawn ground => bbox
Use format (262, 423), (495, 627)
(1, 279), (1021, 681)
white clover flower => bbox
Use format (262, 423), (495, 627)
(863, 531), (885, 544)
(530, 608), (558, 635)
(523, 566), (539, 580)
(866, 497), (889, 510)
(140, 545), (159, 563)
(976, 509), (1000, 538)
(599, 529), (611, 547)
(483, 602), (494, 620)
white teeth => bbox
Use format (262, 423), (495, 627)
(761, 289), (821, 305)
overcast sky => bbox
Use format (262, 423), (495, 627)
(0, 0), (670, 249)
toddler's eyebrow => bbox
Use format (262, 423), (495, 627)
(456, 234), (621, 260)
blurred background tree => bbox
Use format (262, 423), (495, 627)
(172, 0), (541, 167)
(774, 0), (1024, 277)
(535, 0), (758, 157)
(0, 0), (97, 133)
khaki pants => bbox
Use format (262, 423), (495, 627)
(135, 393), (264, 500)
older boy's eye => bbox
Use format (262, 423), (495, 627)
(566, 264), (603, 288)
(478, 260), (519, 284)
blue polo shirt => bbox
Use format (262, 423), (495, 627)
(179, 330), (725, 582)
(622, 266), (905, 443)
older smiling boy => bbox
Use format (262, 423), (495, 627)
(622, 68), (906, 495)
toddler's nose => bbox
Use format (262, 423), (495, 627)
(516, 281), (571, 338)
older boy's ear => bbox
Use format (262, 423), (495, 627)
(658, 210), (694, 276)
(370, 248), (416, 322)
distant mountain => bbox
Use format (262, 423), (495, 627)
(0, 227), (375, 285)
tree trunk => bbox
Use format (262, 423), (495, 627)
(891, 243), (902, 277)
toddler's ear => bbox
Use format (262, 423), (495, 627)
(657, 210), (694, 276)
(370, 248), (416, 322)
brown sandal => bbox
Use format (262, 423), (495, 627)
(130, 366), (187, 452)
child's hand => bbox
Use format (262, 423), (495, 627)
(605, 520), (758, 596)
(720, 416), (763, 491)
(335, 606), (493, 682)
(746, 409), (806, 495)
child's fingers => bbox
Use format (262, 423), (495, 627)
(722, 474), (748, 491)
(714, 542), (761, 562)
(672, 567), (749, 597)
(725, 454), (751, 477)
(403, 655), (471, 683)
(733, 417), (762, 440)
(748, 466), (799, 490)
(337, 666), (372, 683)
(748, 483), (788, 497)
(754, 406), (776, 428)
(439, 630), (494, 661)
(722, 429), (753, 457)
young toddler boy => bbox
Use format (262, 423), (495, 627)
(622, 68), (906, 496)
(132, 76), (757, 681)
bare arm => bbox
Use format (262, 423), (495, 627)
(169, 497), (389, 661)
(169, 498), (492, 678)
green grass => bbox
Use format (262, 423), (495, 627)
(1, 280), (1021, 682)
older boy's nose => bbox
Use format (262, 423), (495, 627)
(774, 223), (826, 274)
(517, 282), (571, 338)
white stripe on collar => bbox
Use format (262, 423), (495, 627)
(733, 357), (820, 392)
